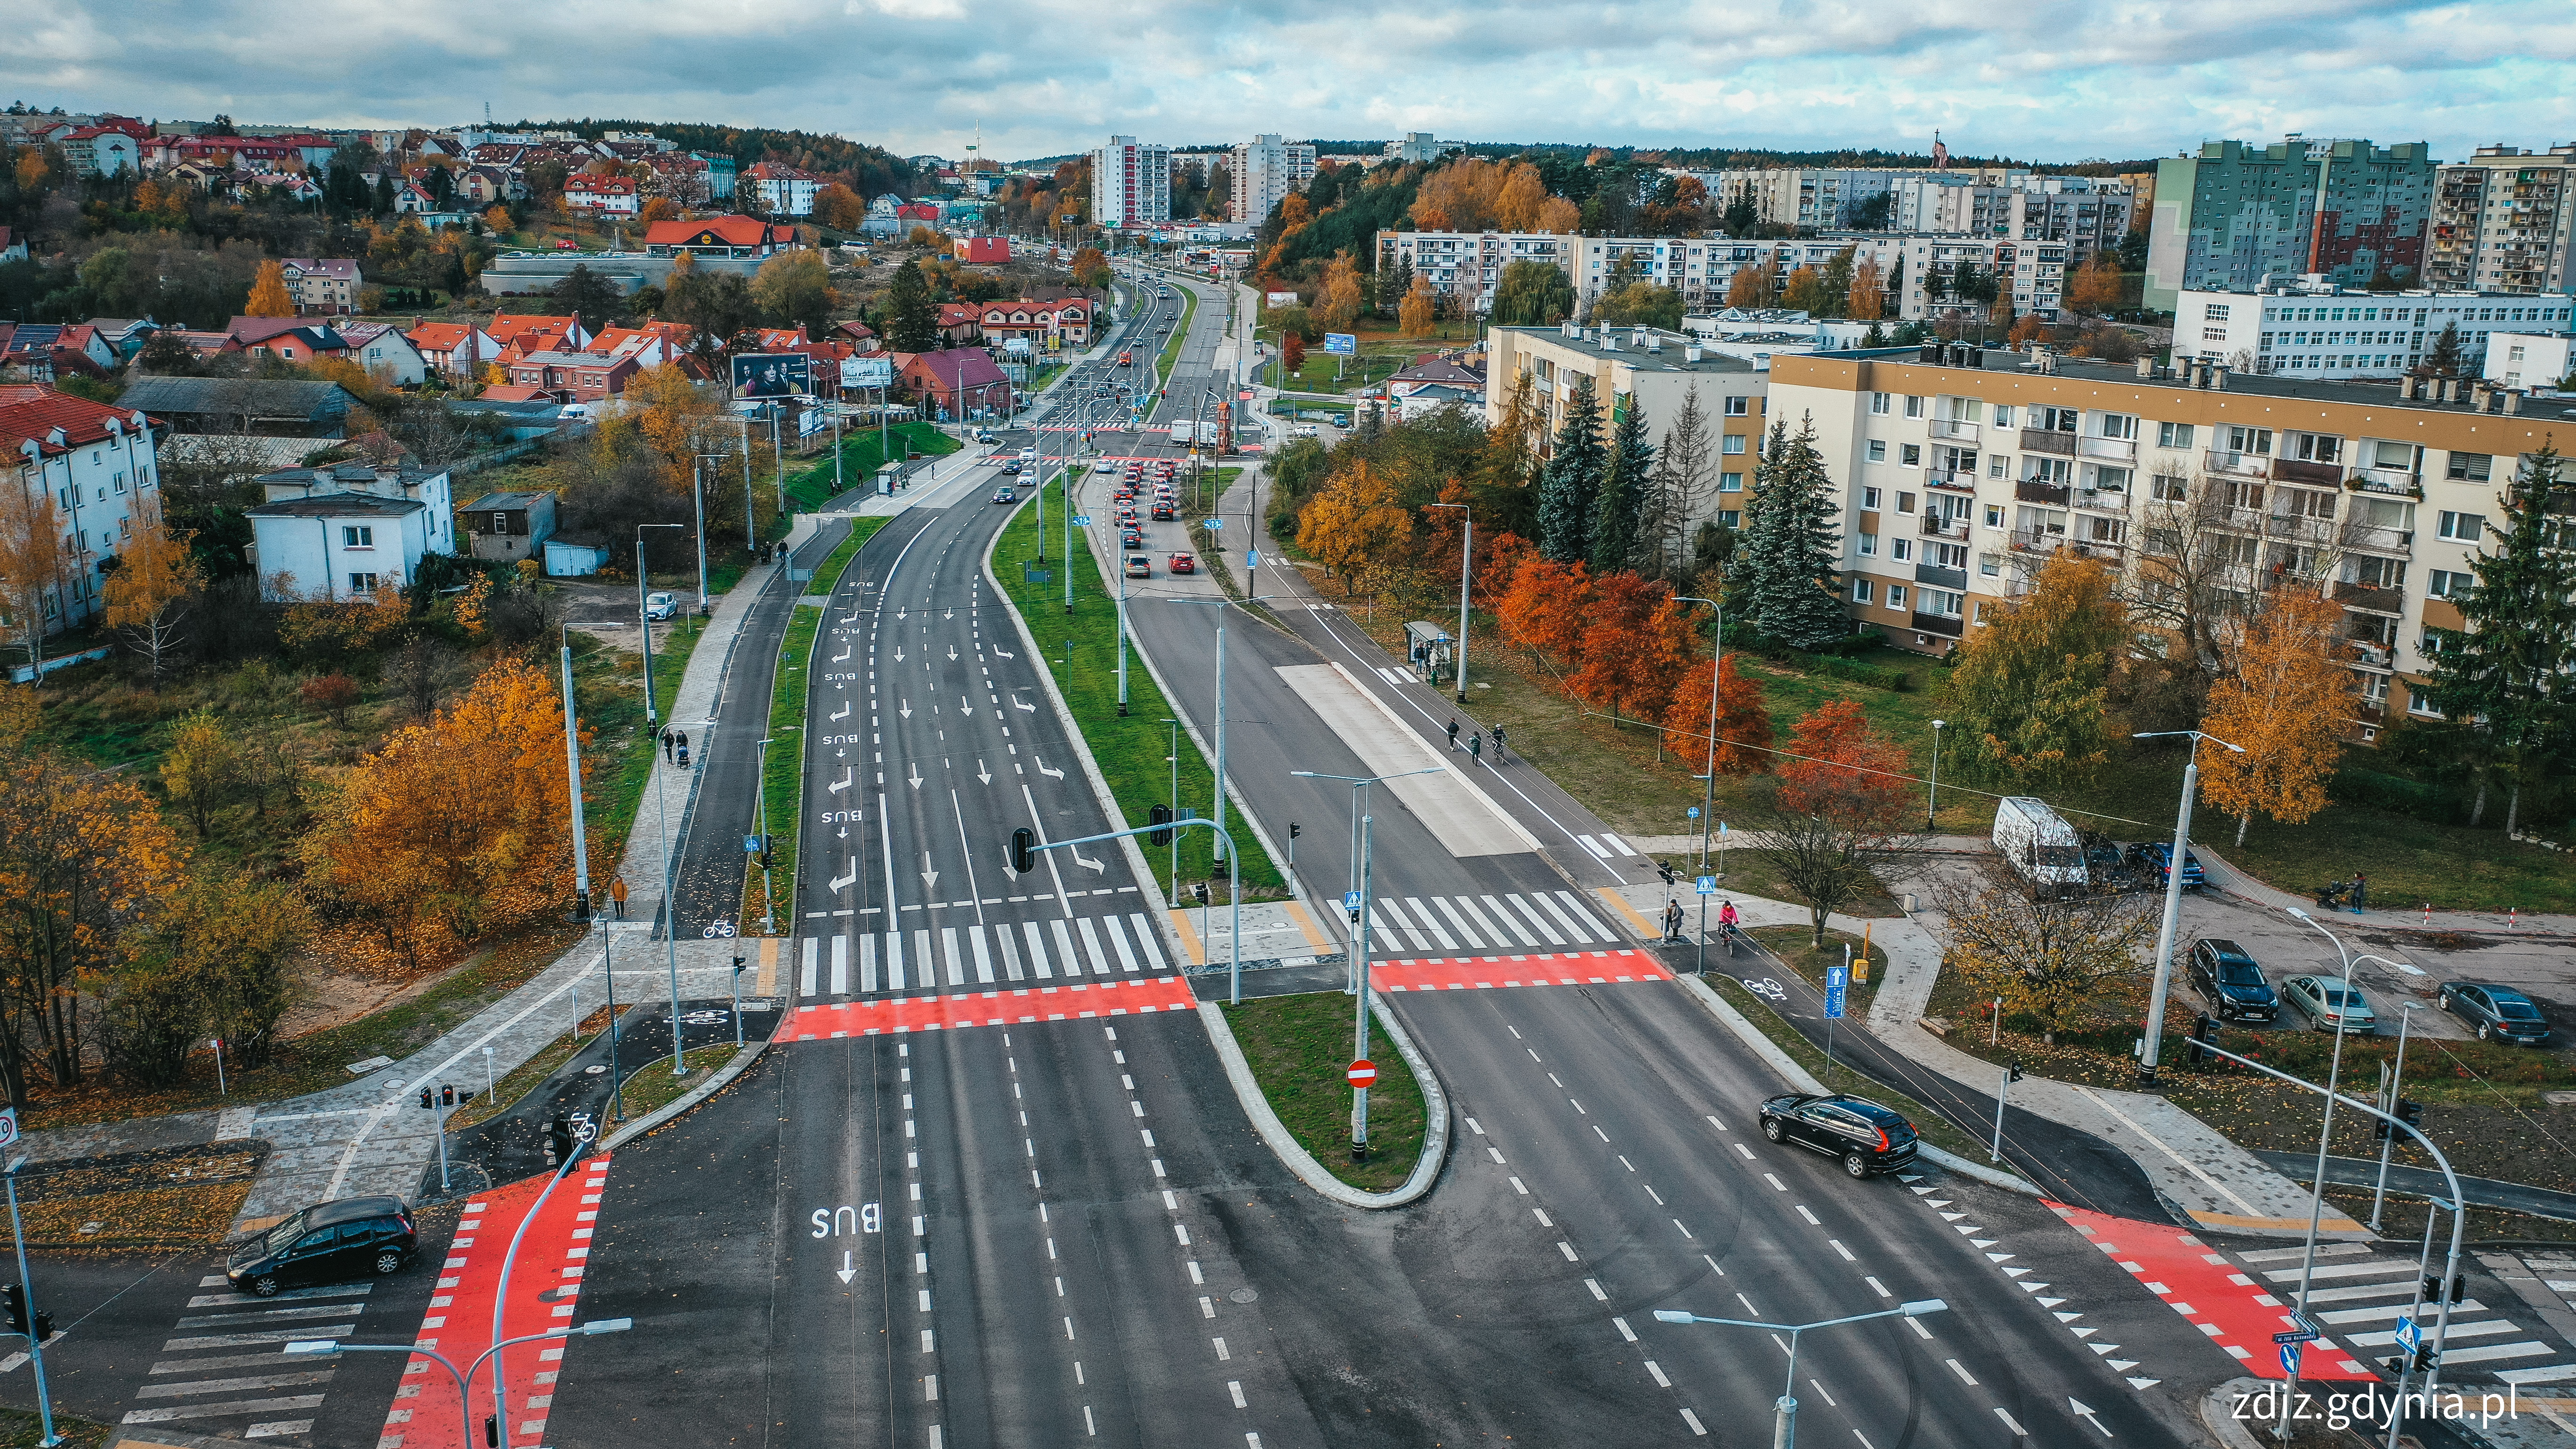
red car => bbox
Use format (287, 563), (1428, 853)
(1168, 553), (1197, 574)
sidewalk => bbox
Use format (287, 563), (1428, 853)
(22, 555), (792, 1233)
(1602, 877), (2372, 1240)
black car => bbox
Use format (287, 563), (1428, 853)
(227, 1196), (417, 1297)
(2439, 982), (2554, 1045)
(1758, 1093), (1919, 1177)
(2190, 938), (2278, 1022)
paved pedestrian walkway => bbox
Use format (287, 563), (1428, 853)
(1602, 877), (2370, 1240)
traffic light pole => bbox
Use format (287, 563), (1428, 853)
(3, 1160), (59, 1447)
(1021, 818), (1240, 1005)
(491, 1133), (590, 1449)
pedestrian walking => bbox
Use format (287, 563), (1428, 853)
(609, 876), (628, 919)
(660, 728), (675, 763)
(2351, 871), (2367, 915)
(1469, 733), (1482, 763)
(678, 741), (692, 769)
(1491, 725), (1505, 762)
(1663, 900), (1683, 942)
(1446, 718), (1460, 750)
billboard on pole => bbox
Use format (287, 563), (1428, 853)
(732, 353), (812, 398)
(1322, 333), (1357, 356)
(840, 357), (895, 389)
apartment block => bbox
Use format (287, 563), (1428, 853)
(2424, 145), (2576, 295)
(2177, 282), (2574, 378)
(1767, 342), (2565, 741)
(0, 385), (161, 640)
(2144, 137), (2438, 311)
(1483, 324), (1771, 529)
(1230, 135), (1316, 228)
(1091, 136), (1171, 228)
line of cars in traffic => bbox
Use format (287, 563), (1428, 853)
(1105, 457), (1194, 578)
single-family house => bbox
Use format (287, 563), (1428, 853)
(974, 298), (1093, 348)
(83, 318), (163, 362)
(893, 347), (1011, 422)
(279, 259), (363, 315)
(562, 173), (640, 217)
(406, 320), (502, 383)
(459, 488), (557, 562)
(504, 350), (641, 403)
(486, 314), (595, 357)
(0, 228), (24, 264)
(0, 384), (161, 639)
(338, 322), (429, 387)
(455, 165), (523, 207)
(933, 304), (983, 348)
(953, 236), (1010, 266)
(228, 316), (351, 365)
(244, 462), (458, 602)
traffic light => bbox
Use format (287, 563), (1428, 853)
(442, 1084), (457, 1108)
(2423, 1273), (2442, 1302)
(1192, 882), (1210, 905)
(487, 1414), (502, 1448)
(545, 1115), (574, 1168)
(420, 1087), (434, 1110)
(2414, 1344), (2437, 1373)
(1149, 804), (1173, 847)
(1658, 861), (1677, 886)
(2007, 1061), (2024, 1084)
(2397, 1098), (2425, 1132)
(2449, 1273), (2468, 1305)
(3, 1283), (25, 1338)
(1009, 828), (1036, 873)
(1288, 822), (1301, 841)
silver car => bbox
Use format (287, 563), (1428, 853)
(2280, 974), (2378, 1034)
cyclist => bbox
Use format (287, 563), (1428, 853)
(1491, 724), (1505, 761)
(1717, 899), (1740, 954)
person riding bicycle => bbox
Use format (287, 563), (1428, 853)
(1718, 900), (1739, 935)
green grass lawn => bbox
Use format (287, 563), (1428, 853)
(1221, 992), (1425, 1191)
(784, 423), (961, 512)
(992, 471), (1286, 897)
(1157, 285), (1198, 387)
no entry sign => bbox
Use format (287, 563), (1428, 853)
(1347, 1059), (1378, 1088)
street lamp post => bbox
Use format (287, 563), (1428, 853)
(1673, 596), (1723, 875)
(641, 528), (694, 1081)
(1293, 768), (1442, 1161)
(1927, 719), (1945, 831)
(2270, 904), (2372, 1441)
(2371, 998), (2422, 1232)
(636, 524), (684, 728)
(756, 735), (777, 935)
(1427, 501), (1472, 701)
(1166, 599), (1232, 868)
(2131, 729), (2245, 1086)
(4, 1158), (61, 1446)
(285, 1319), (632, 1449)
(689, 455), (709, 616)
(1653, 1298), (1949, 1449)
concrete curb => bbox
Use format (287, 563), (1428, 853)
(2198, 1377), (2273, 1449)
(598, 1034), (770, 1151)
(1194, 996), (1448, 1210)
(1674, 970), (2043, 1197)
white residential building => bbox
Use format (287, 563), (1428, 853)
(1385, 133), (1446, 164)
(245, 462), (458, 602)
(0, 386), (160, 640)
(2487, 331), (2574, 389)
(2175, 281), (2576, 378)
(1091, 137), (1171, 228)
(2424, 145), (2576, 295)
(1230, 135), (1315, 228)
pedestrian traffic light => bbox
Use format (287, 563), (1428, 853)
(2449, 1273), (2468, 1304)
(1149, 804), (1173, 847)
(420, 1088), (435, 1110)
(1193, 882), (1210, 905)
(1289, 822), (1301, 840)
(2008, 1061), (2024, 1084)
(2397, 1098), (2425, 1131)
(2414, 1344), (2436, 1373)
(1009, 828), (1036, 873)
(487, 1414), (502, 1448)
(2423, 1273), (2442, 1302)
(2, 1283), (26, 1338)
(442, 1084), (456, 1108)
(33, 1310), (51, 1343)
(1658, 861), (1677, 886)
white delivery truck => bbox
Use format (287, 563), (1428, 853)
(1167, 421), (1197, 445)
(1992, 797), (2089, 893)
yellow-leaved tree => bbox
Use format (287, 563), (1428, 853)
(1397, 274), (1436, 337)
(1317, 251), (1364, 334)
(2198, 590), (2349, 845)
(161, 707), (240, 838)
(103, 499), (201, 684)
(1295, 461), (1411, 594)
(245, 259), (295, 317)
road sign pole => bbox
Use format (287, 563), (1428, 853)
(1352, 811), (1377, 1163)
(4, 1159), (60, 1448)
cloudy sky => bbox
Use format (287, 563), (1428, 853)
(7, 0), (2572, 165)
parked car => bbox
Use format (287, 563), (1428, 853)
(2438, 982), (2554, 1045)
(2280, 975), (2378, 1034)
(644, 591), (678, 621)
(2125, 840), (2206, 890)
(1125, 554), (1153, 579)
(1758, 1092), (1920, 1177)
(1168, 552), (1197, 574)
(1993, 797), (2088, 894)
(991, 486), (1017, 505)
(2189, 938), (2278, 1022)
(227, 1196), (417, 1297)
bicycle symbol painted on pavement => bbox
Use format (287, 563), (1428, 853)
(1742, 977), (1787, 1001)
(702, 920), (739, 939)
(680, 1010), (732, 1025)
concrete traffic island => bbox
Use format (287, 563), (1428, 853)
(1199, 995), (1449, 1210)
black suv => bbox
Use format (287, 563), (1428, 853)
(2190, 938), (2278, 1022)
(1758, 1093), (1919, 1177)
(227, 1196), (417, 1297)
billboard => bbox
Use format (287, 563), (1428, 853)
(1323, 332), (1358, 356)
(732, 353), (812, 398)
(840, 356), (895, 390)
(1266, 291), (1299, 307)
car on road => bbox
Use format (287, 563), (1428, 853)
(2281, 974), (2378, 1034)
(1120, 526), (1144, 547)
(2189, 938), (2278, 1022)
(1758, 1093), (1920, 1177)
(1125, 554), (1152, 578)
(228, 1196), (418, 1297)
(1168, 552), (1197, 574)
(1331, 414), (1353, 428)
(1094, 459), (1118, 473)
(991, 486), (1016, 504)
(2438, 982), (2554, 1044)
(1151, 503), (1175, 521)
(998, 461), (1021, 475)
(644, 591), (678, 621)
(1118, 351), (1133, 366)
(1019, 447), (1038, 463)
(2125, 840), (2206, 890)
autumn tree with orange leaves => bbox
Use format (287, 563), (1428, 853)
(1664, 652), (1774, 776)
(1295, 460), (1412, 592)
(103, 497), (201, 684)
(1567, 574), (1691, 727)
(1496, 554), (1595, 670)
(304, 656), (581, 973)
(1750, 698), (1924, 946)
(2198, 591), (2350, 845)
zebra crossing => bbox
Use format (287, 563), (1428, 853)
(2232, 1242), (2576, 1385)
(118, 1276), (372, 1439)
(1358, 889), (1628, 957)
(799, 912), (1173, 998)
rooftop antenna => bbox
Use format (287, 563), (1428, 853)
(484, 101), (492, 125)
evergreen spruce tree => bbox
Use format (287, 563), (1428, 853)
(2419, 441), (2576, 833)
(1538, 375), (1604, 564)
(1737, 416), (1851, 650)
(1588, 394), (1653, 575)
(885, 259), (940, 352)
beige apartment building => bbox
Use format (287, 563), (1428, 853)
(1484, 324), (1772, 528)
(1767, 344), (2570, 741)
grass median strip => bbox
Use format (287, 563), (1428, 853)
(992, 471), (1285, 898)
(617, 1045), (744, 1122)
(785, 423), (959, 511)
(1157, 283), (1198, 386)
(1222, 992), (1424, 1193)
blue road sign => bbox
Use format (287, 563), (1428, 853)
(1686, 806), (1700, 819)
(1247, 550), (1261, 568)
(2394, 1316), (2422, 1354)
(1343, 891), (1362, 910)
(744, 834), (763, 854)
(1205, 518), (1224, 531)
(2273, 1328), (2318, 1344)
(1824, 965), (1848, 1020)
(1072, 514), (1092, 525)
(2278, 1343), (2302, 1376)
(1695, 876), (1718, 896)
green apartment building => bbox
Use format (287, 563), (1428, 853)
(2143, 137), (2437, 311)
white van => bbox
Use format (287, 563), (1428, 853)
(1992, 797), (2089, 893)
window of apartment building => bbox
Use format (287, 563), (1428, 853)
(1724, 434), (1748, 456)
(2096, 413), (2140, 440)
(1852, 579), (1874, 604)
(2023, 456), (2072, 484)
(1982, 503), (2006, 529)
(1720, 509), (1741, 528)
(2225, 425), (2273, 456)
(1927, 542), (1969, 570)
(2344, 555), (2407, 590)
(1921, 589), (1964, 619)
(2034, 405), (2078, 433)
(1986, 453), (2010, 478)
(2280, 487), (2337, 520)
(348, 572), (379, 591)
(1904, 395), (1925, 419)
(2407, 684), (2444, 717)
(1890, 538), (1914, 562)
(1870, 393), (1892, 415)
(1932, 445), (1978, 475)
(2446, 452), (2493, 482)
(1860, 486), (1882, 510)
(2150, 473), (2189, 502)
(1886, 585), (1908, 610)
(1978, 552), (2002, 577)
(1899, 443), (1922, 467)
(2087, 465), (2133, 493)
(1894, 491), (1917, 515)
(1724, 395), (1749, 416)
(2438, 510), (2485, 542)
(1991, 405), (2014, 429)
(112, 472), (126, 494)
(2018, 506), (2069, 538)
(2286, 432), (2343, 464)
(342, 525), (375, 547)
(1866, 440), (1886, 463)
(1856, 532), (1878, 556)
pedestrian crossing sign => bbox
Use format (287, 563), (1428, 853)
(1694, 876), (1717, 895)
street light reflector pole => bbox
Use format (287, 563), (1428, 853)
(1294, 767), (1442, 1162)
(5, 1157), (60, 1446)
(639, 520), (693, 1080)
(1427, 501), (1471, 700)
(2131, 729), (2244, 1086)
(1927, 719), (1945, 831)
(286, 1317), (631, 1449)
(636, 524), (685, 728)
(1653, 1298), (1948, 1449)
(1166, 598), (1232, 866)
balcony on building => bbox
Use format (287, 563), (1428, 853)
(2074, 488), (2128, 514)
(2205, 449), (2271, 479)
(1919, 512), (1971, 539)
(1928, 418), (1980, 443)
(1911, 611), (1964, 638)
(1913, 562), (1969, 590)
(2008, 525), (2068, 553)
(2344, 637), (2397, 672)
(2341, 523), (2414, 556)
(1926, 470), (1980, 494)
(2068, 537), (2125, 564)
(2349, 465), (2423, 498)
(2264, 513), (2340, 546)
(2015, 479), (2071, 506)
(2271, 457), (2343, 488)
(2078, 435), (2137, 464)
(2332, 580), (2405, 614)
(2021, 428), (2077, 458)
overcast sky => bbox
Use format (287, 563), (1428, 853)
(8, 0), (2571, 166)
